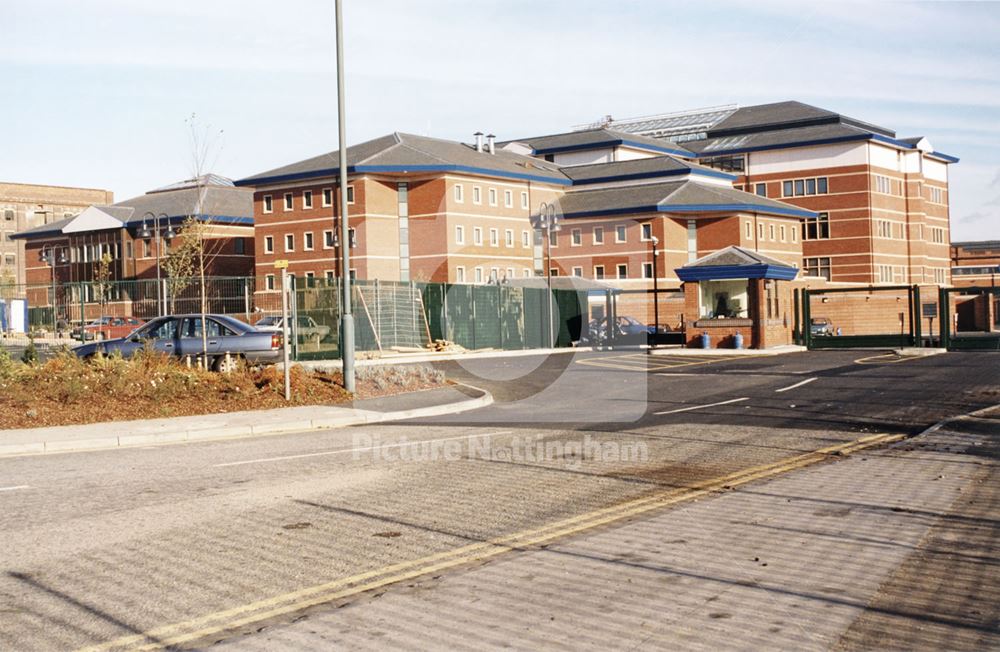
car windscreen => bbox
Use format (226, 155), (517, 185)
(255, 317), (281, 327)
(214, 315), (252, 334)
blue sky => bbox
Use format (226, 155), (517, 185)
(3, 0), (999, 240)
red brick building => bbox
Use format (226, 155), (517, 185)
(600, 101), (958, 286)
(12, 175), (254, 308)
(951, 240), (1000, 287)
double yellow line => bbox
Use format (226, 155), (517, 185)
(79, 432), (903, 652)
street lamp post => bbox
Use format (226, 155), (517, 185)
(335, 0), (355, 393)
(650, 234), (659, 349)
(139, 212), (174, 316)
(538, 202), (560, 348)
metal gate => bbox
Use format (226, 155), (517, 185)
(939, 286), (1000, 351)
(801, 285), (921, 349)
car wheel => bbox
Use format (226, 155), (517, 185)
(212, 354), (241, 373)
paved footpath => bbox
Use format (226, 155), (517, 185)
(209, 407), (1000, 651)
(0, 384), (489, 456)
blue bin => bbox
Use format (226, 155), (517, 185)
(700, 331), (711, 349)
(733, 332), (744, 349)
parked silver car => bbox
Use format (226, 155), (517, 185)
(73, 314), (283, 371)
(254, 315), (331, 344)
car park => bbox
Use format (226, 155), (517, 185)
(73, 314), (283, 371)
(72, 316), (145, 341)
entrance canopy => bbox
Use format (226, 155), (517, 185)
(675, 246), (799, 282)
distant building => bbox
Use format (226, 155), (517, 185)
(0, 181), (114, 285)
(602, 101), (958, 286)
(11, 175), (253, 310)
(951, 240), (1000, 287)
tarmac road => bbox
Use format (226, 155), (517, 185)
(0, 349), (997, 650)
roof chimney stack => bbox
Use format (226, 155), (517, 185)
(474, 131), (484, 153)
(486, 134), (496, 155)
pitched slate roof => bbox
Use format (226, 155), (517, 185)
(706, 101), (895, 138)
(499, 128), (693, 157)
(556, 180), (817, 219)
(676, 245), (799, 281)
(12, 181), (253, 240)
(236, 132), (568, 186)
(686, 122), (877, 155)
(559, 155), (734, 184)
(684, 245), (792, 269)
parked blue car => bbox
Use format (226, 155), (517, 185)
(73, 314), (283, 371)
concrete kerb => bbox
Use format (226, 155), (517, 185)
(649, 344), (806, 357)
(0, 384), (492, 458)
(297, 346), (590, 371)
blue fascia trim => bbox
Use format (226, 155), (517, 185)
(532, 139), (690, 158)
(929, 151), (960, 163)
(123, 214), (254, 227)
(9, 228), (65, 240)
(237, 164), (571, 187)
(569, 167), (736, 187)
(696, 133), (872, 157)
(657, 203), (817, 219)
(676, 264), (799, 282)
(561, 205), (663, 220)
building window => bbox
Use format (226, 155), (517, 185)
(928, 186), (944, 204)
(745, 221), (752, 239)
(143, 240), (152, 258)
(304, 232), (314, 251)
(505, 229), (514, 247)
(472, 186), (481, 204)
(699, 154), (745, 172)
(504, 190), (513, 208)
(303, 190), (313, 209)
(521, 191), (529, 209)
(641, 223), (652, 241)
(594, 265), (605, 279)
(874, 175), (896, 195)
(266, 274), (276, 291)
(803, 213), (830, 240)
(876, 220), (893, 239)
(931, 227), (945, 244)
(758, 223), (766, 240)
(593, 227), (604, 245)
(264, 236), (274, 254)
(804, 257), (832, 281)
(571, 229), (582, 246)
(779, 225), (786, 242)
(454, 184), (464, 203)
(617, 264), (627, 279)
(549, 268), (559, 277)
(324, 230), (335, 248)
(522, 230), (530, 247)
(548, 230), (557, 247)
(322, 188), (333, 207)
(791, 227), (798, 243)
(285, 234), (294, 252)
(489, 228), (499, 247)
(818, 177), (828, 194)
(615, 225), (626, 243)
(783, 177), (828, 197)
(572, 266), (583, 277)
(456, 266), (465, 283)
(877, 264), (894, 283)
(488, 188), (497, 206)
(455, 225), (465, 245)
(346, 186), (355, 204)
(283, 193), (293, 211)
(769, 224), (776, 240)
(348, 227), (357, 248)
(263, 195), (273, 213)
(475, 267), (483, 283)
(3, 209), (13, 221)
(234, 238), (245, 255)
(755, 183), (767, 197)
(473, 227), (483, 245)
(643, 262), (653, 279)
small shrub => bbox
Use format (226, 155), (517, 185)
(21, 337), (37, 365)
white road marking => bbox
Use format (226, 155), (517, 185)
(214, 431), (514, 468)
(0, 485), (29, 492)
(654, 397), (749, 415)
(775, 377), (818, 393)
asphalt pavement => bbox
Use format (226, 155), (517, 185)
(0, 349), (997, 650)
